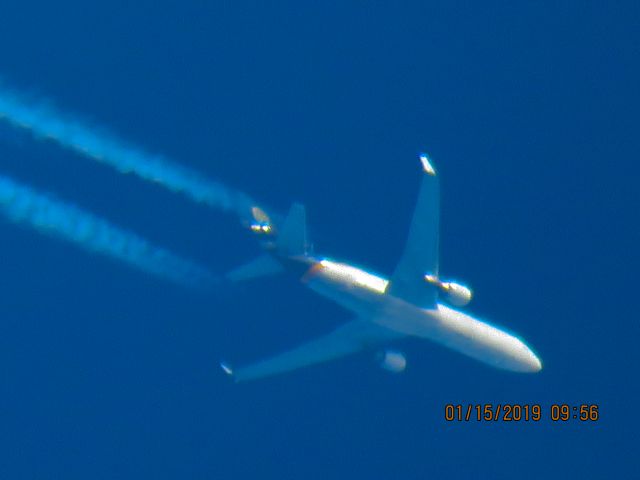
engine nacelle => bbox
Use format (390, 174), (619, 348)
(246, 206), (275, 235)
(377, 350), (407, 373)
(442, 282), (473, 306)
(424, 275), (473, 307)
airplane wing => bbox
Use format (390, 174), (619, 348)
(386, 155), (440, 308)
(224, 319), (403, 382)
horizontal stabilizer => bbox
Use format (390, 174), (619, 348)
(226, 254), (284, 282)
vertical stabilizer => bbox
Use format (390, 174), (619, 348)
(277, 203), (309, 256)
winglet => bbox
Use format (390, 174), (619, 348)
(220, 361), (234, 377)
(419, 153), (436, 176)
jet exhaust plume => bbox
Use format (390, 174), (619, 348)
(0, 84), (257, 219)
(0, 173), (218, 289)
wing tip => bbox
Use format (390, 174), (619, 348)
(419, 153), (436, 176)
(220, 361), (235, 378)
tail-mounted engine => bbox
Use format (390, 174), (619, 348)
(248, 206), (275, 235)
(424, 274), (473, 306)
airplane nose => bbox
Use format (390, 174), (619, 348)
(527, 350), (542, 372)
(532, 355), (542, 372)
(513, 339), (542, 373)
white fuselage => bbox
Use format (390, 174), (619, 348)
(301, 258), (542, 372)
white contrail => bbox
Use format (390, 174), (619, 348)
(0, 173), (218, 289)
(0, 83), (258, 220)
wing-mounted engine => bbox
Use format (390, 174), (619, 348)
(424, 274), (473, 306)
(377, 350), (407, 373)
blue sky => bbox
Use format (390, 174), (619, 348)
(0, 2), (637, 478)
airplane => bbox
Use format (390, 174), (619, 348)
(221, 154), (542, 382)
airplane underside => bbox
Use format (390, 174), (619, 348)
(304, 263), (542, 373)
(223, 154), (542, 382)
